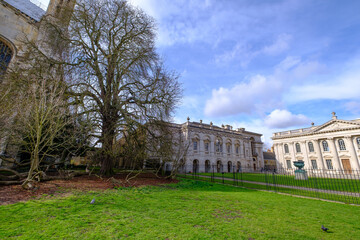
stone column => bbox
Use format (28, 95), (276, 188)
(327, 138), (341, 170)
(301, 141), (311, 169)
(274, 143), (281, 169)
(222, 137), (226, 157)
(344, 136), (360, 170)
(290, 142), (296, 165)
(240, 140), (245, 159)
(314, 139), (325, 169)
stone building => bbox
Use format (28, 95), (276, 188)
(175, 118), (264, 173)
(263, 151), (276, 171)
(0, 0), (75, 156)
(272, 113), (360, 172)
(0, 0), (75, 75)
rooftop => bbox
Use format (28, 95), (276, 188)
(3, 0), (45, 22)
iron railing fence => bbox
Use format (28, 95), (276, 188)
(177, 164), (360, 205)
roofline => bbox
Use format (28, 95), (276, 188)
(1, 0), (42, 22)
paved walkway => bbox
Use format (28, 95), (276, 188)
(182, 174), (360, 197)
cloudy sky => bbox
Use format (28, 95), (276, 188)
(35, 0), (360, 148)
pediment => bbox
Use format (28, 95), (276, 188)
(312, 120), (360, 133)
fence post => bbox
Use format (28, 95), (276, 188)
(272, 170), (277, 192)
(233, 166), (235, 185)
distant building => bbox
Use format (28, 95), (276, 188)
(272, 113), (360, 172)
(175, 118), (264, 173)
(263, 151), (276, 171)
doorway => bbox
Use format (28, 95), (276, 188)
(341, 159), (352, 174)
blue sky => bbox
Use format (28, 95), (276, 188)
(36, 0), (360, 148)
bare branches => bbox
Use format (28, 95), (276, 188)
(62, 0), (182, 175)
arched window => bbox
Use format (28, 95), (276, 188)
(295, 143), (301, 153)
(0, 40), (13, 75)
(205, 160), (211, 173)
(193, 159), (199, 173)
(357, 137), (360, 149)
(322, 141), (329, 152)
(308, 142), (314, 152)
(338, 139), (346, 150)
(284, 144), (289, 153)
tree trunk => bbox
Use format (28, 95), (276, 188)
(99, 115), (116, 176)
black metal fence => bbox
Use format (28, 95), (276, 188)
(177, 164), (360, 205)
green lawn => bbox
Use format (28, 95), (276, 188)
(197, 172), (360, 193)
(1, 179), (360, 239)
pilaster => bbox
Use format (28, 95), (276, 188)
(327, 137), (341, 170)
(344, 136), (360, 170)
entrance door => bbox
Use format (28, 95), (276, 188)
(341, 159), (352, 174)
(253, 163), (256, 171)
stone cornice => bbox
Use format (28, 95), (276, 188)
(272, 119), (360, 140)
(272, 126), (360, 140)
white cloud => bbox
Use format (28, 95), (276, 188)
(204, 75), (282, 117)
(275, 56), (301, 71)
(229, 119), (276, 150)
(286, 68), (360, 103)
(205, 55), (327, 117)
(263, 33), (292, 55)
(215, 34), (293, 67)
(264, 109), (310, 128)
(130, 0), (302, 47)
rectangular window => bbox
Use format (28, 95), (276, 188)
(236, 146), (239, 154)
(286, 160), (292, 169)
(205, 142), (209, 152)
(311, 160), (318, 169)
(193, 141), (197, 151)
(227, 145), (231, 153)
(326, 159), (333, 170)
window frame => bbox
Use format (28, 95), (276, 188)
(326, 159), (333, 170)
(338, 139), (346, 151)
(284, 144), (289, 154)
(308, 142), (314, 152)
(295, 143), (301, 153)
(322, 141), (329, 152)
(311, 160), (318, 169)
(286, 160), (292, 169)
(193, 140), (198, 151)
(204, 142), (209, 152)
(0, 40), (13, 75)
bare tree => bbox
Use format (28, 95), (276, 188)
(0, 19), (91, 187)
(56, 0), (182, 175)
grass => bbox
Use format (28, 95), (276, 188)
(1, 179), (360, 239)
(197, 172), (360, 193)
(180, 175), (360, 205)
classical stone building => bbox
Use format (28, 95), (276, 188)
(272, 113), (360, 172)
(174, 118), (264, 173)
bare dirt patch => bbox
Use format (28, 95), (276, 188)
(0, 173), (178, 205)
